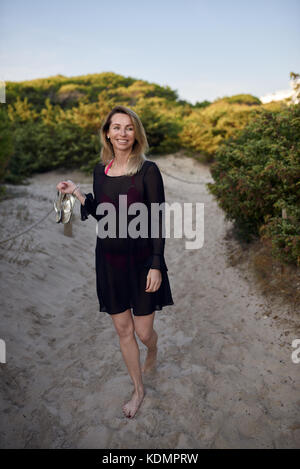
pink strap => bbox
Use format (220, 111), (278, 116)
(105, 159), (114, 175)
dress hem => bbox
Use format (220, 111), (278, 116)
(99, 301), (174, 316)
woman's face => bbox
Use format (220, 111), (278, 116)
(106, 113), (136, 153)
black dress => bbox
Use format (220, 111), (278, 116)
(80, 159), (174, 316)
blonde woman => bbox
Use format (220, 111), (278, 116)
(56, 105), (174, 418)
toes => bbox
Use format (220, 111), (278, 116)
(123, 409), (132, 418)
(122, 404), (134, 418)
(122, 394), (144, 419)
(123, 404), (133, 418)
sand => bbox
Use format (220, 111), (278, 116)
(0, 152), (299, 449)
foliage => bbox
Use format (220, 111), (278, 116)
(134, 97), (183, 153)
(0, 108), (14, 182)
(215, 94), (261, 105)
(3, 73), (187, 181)
(179, 97), (264, 160)
(207, 104), (300, 265)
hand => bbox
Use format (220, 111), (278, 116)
(145, 268), (162, 293)
(56, 180), (77, 194)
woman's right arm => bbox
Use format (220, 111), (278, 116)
(74, 190), (86, 206)
(77, 166), (100, 221)
(56, 166), (99, 221)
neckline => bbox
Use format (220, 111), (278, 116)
(104, 159), (130, 177)
(102, 159), (149, 177)
(104, 171), (130, 178)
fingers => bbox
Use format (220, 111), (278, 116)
(145, 273), (151, 291)
(56, 185), (66, 193)
(145, 272), (162, 293)
(146, 282), (160, 292)
(56, 181), (74, 193)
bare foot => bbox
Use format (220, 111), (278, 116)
(122, 388), (145, 419)
(141, 346), (157, 374)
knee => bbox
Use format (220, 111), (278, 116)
(116, 324), (135, 340)
(136, 328), (154, 345)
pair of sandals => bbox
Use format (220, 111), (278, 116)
(53, 191), (76, 224)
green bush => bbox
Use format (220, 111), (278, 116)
(207, 104), (300, 265)
(4, 119), (100, 183)
(179, 99), (263, 160)
(134, 98), (183, 154)
(0, 108), (14, 182)
(259, 209), (300, 266)
(216, 94), (262, 106)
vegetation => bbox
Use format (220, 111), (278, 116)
(1, 70), (299, 267)
(207, 102), (300, 266)
(1, 72), (269, 184)
(0, 108), (14, 195)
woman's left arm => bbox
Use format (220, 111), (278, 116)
(143, 162), (168, 272)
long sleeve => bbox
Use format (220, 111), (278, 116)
(143, 162), (168, 272)
(80, 166), (99, 221)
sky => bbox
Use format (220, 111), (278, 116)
(0, 0), (299, 104)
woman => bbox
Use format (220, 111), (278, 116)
(56, 105), (174, 419)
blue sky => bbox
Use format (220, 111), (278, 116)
(1, 0), (299, 103)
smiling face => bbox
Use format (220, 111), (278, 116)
(106, 112), (136, 153)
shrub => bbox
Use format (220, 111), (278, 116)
(0, 108), (14, 182)
(179, 99), (262, 160)
(207, 104), (300, 265)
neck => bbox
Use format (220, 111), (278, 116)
(113, 149), (132, 167)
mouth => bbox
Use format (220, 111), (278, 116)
(117, 140), (128, 143)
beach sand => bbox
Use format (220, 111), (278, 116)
(0, 152), (299, 449)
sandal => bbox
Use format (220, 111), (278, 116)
(54, 190), (76, 224)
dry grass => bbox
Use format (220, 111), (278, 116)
(250, 239), (300, 310)
(224, 227), (300, 319)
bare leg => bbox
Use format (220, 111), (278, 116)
(134, 312), (158, 374)
(111, 309), (145, 418)
(140, 329), (158, 373)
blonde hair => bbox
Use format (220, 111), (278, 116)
(99, 105), (149, 175)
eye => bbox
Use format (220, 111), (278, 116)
(112, 125), (133, 130)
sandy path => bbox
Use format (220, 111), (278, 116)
(0, 153), (299, 449)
